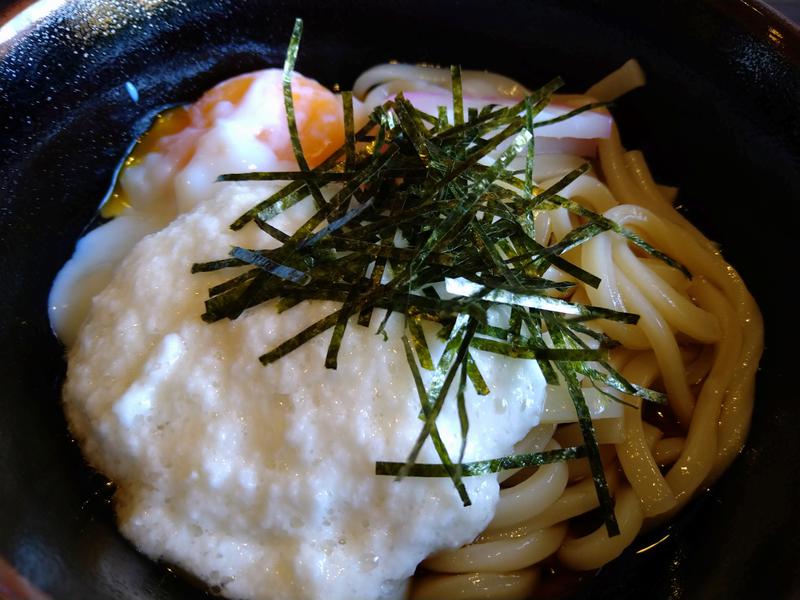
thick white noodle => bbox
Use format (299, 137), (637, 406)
(411, 569), (541, 600)
(422, 523), (568, 573)
(498, 425), (556, 484)
(557, 485), (644, 571)
(614, 352), (677, 516)
(495, 466), (621, 533)
(585, 59), (646, 102)
(353, 64), (529, 102)
(488, 441), (569, 530)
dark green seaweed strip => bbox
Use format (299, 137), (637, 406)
(447, 271), (573, 293)
(357, 256), (386, 327)
(562, 363), (619, 536)
(524, 96), (535, 202)
(343, 90), (356, 172)
(586, 378), (638, 410)
(434, 98), (519, 142)
(339, 199), (459, 240)
(229, 246), (310, 285)
(436, 77), (562, 145)
(260, 287), (488, 325)
(409, 105), (442, 129)
(522, 220), (611, 261)
(445, 277), (638, 323)
(228, 116), (379, 230)
(407, 316), (434, 370)
(436, 116), (527, 190)
(469, 222), (520, 288)
(531, 163), (590, 207)
(192, 258), (245, 273)
(207, 268), (259, 297)
(230, 180), (306, 231)
(393, 94), (437, 164)
(475, 322), (513, 340)
(398, 315), (478, 480)
(201, 271), (268, 323)
(548, 195), (690, 278)
(517, 237), (602, 288)
(518, 310), (559, 385)
(508, 306), (524, 340)
(259, 186), (311, 223)
(482, 196), (601, 288)
(259, 310), (340, 365)
(254, 217), (291, 243)
(409, 129), (532, 274)
(546, 317), (618, 536)
(552, 318), (667, 405)
(285, 146), (399, 249)
(282, 19), (308, 170)
(376, 445), (587, 477)
(325, 258), (370, 369)
(402, 335), (430, 413)
(532, 101), (611, 129)
(317, 236), (456, 267)
(218, 270), (274, 321)
(578, 364), (668, 405)
(401, 335), (471, 505)
(218, 172), (352, 182)
(455, 360), (469, 471)
(282, 18), (329, 212)
(465, 352), (490, 396)
(299, 198), (374, 249)
(437, 106), (449, 130)
(470, 338), (606, 362)
(568, 323), (621, 348)
(501, 172), (691, 277)
(451, 65), (464, 127)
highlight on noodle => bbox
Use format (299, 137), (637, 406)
(51, 19), (763, 600)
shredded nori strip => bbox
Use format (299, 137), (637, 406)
(401, 334), (470, 505)
(407, 316), (434, 370)
(397, 315), (478, 491)
(343, 90), (356, 172)
(376, 445), (588, 477)
(465, 352), (490, 395)
(229, 246), (310, 286)
(451, 65), (464, 127)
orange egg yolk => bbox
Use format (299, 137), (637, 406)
(103, 72), (345, 217)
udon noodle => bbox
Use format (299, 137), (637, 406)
(351, 61), (763, 599)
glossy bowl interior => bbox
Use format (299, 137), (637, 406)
(1, 1), (798, 598)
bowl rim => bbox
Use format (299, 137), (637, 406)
(708, 0), (800, 61)
(0, 1), (797, 599)
(0, 0), (799, 61)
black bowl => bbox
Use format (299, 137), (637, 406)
(1, 1), (798, 598)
